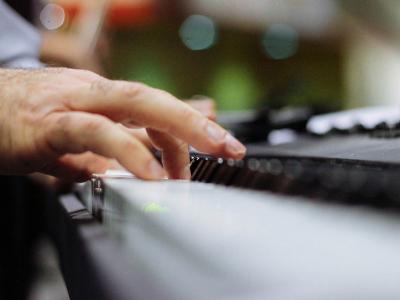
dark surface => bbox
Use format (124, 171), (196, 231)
(49, 194), (166, 300)
(0, 175), (146, 300)
(0, 176), (47, 300)
(47, 195), (113, 300)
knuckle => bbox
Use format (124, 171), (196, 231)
(82, 117), (109, 133)
(42, 114), (71, 154)
(52, 114), (71, 136)
(118, 81), (147, 99)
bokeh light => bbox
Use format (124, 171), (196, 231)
(209, 62), (260, 110)
(262, 24), (299, 60)
(179, 15), (218, 51)
(40, 3), (66, 31)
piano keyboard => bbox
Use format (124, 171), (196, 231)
(78, 163), (400, 300)
(67, 108), (400, 300)
(190, 151), (400, 210)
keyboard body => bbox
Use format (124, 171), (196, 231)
(63, 133), (400, 300)
(76, 175), (400, 300)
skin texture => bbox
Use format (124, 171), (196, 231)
(0, 68), (246, 182)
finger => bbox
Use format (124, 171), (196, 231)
(186, 98), (217, 121)
(119, 126), (153, 149)
(43, 163), (92, 183)
(67, 79), (246, 159)
(147, 129), (190, 180)
(43, 111), (166, 180)
(29, 173), (59, 187)
(45, 153), (109, 182)
(59, 152), (110, 174)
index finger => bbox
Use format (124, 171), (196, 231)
(66, 77), (246, 159)
(43, 111), (166, 180)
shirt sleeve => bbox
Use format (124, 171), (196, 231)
(0, 0), (42, 68)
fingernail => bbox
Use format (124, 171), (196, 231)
(225, 134), (246, 156)
(148, 160), (166, 179)
(206, 122), (225, 143)
(180, 165), (192, 180)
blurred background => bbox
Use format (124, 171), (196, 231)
(23, 0), (400, 298)
(30, 0), (340, 113)
(34, 0), (400, 112)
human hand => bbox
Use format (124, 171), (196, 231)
(0, 68), (246, 181)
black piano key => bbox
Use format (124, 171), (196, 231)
(246, 159), (267, 189)
(189, 153), (400, 211)
(249, 160), (277, 191)
(351, 123), (369, 133)
(318, 164), (347, 191)
(230, 167), (254, 188)
(206, 158), (225, 183)
(267, 159), (283, 176)
(191, 159), (206, 180)
(250, 172), (273, 191)
(283, 160), (303, 180)
(244, 173), (259, 188)
(200, 159), (223, 183)
(224, 160), (245, 186)
(207, 161), (231, 184)
(217, 160), (242, 186)
(374, 122), (390, 130)
(238, 159), (264, 188)
(190, 157), (201, 174)
(195, 159), (214, 182)
(247, 158), (261, 172)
